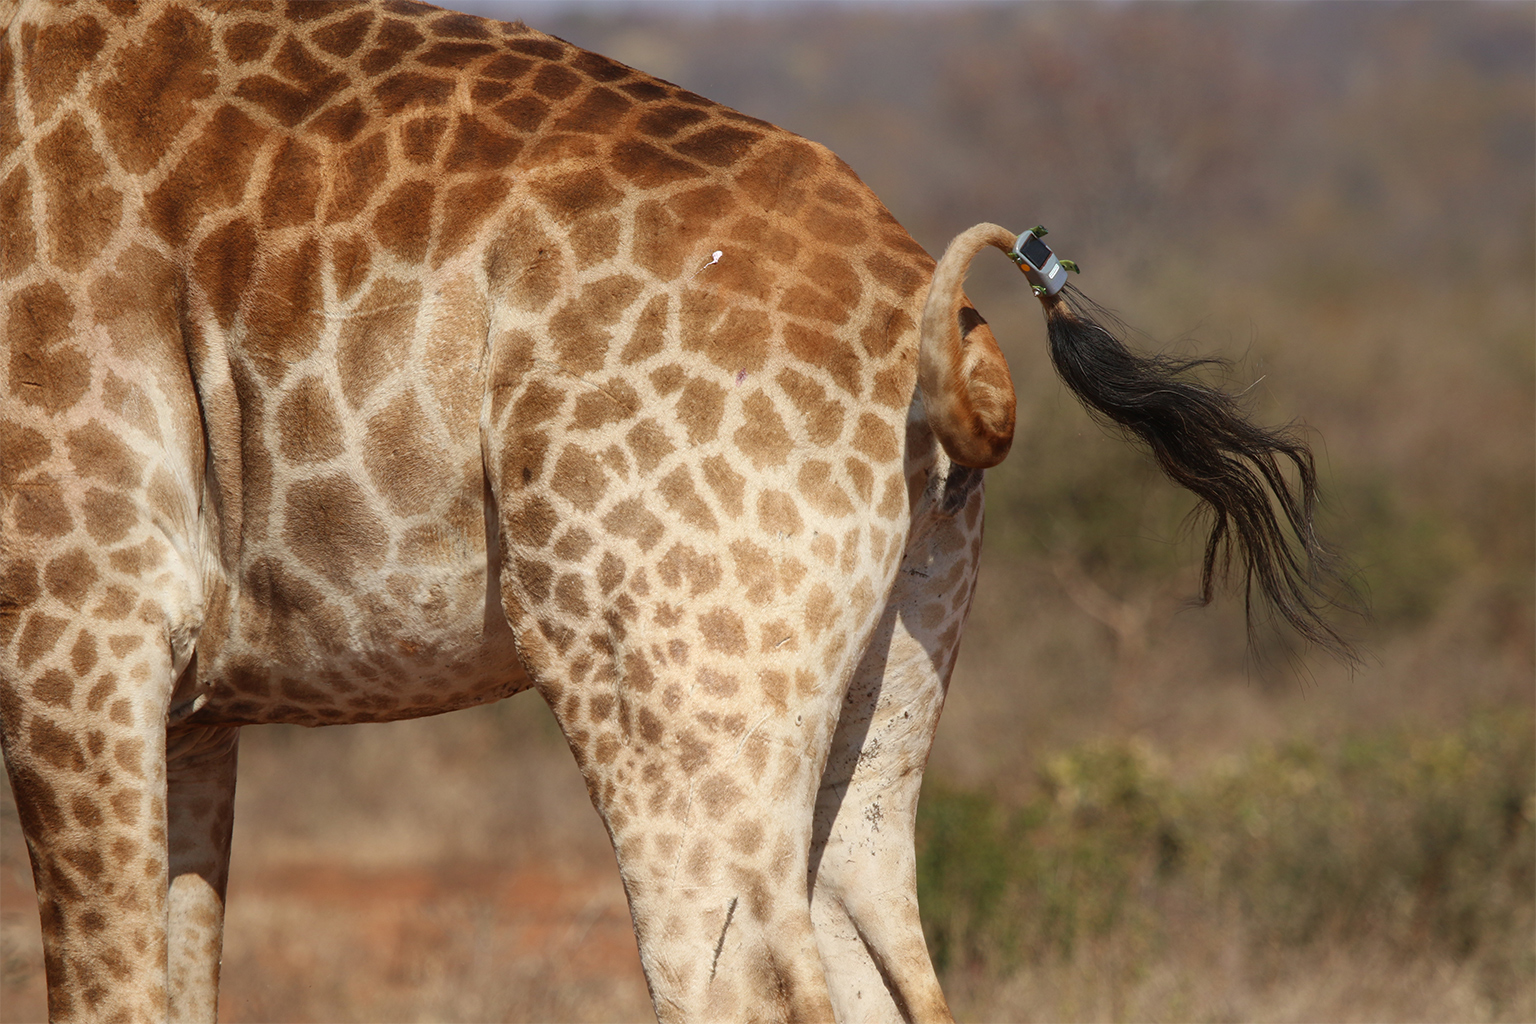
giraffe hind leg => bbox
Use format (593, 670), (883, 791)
(525, 628), (843, 1023)
(810, 463), (983, 1023)
(810, 611), (956, 1024)
(494, 540), (849, 1020)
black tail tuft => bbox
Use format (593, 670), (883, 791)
(1044, 285), (1358, 663)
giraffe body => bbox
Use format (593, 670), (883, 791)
(3, 1), (1007, 1019)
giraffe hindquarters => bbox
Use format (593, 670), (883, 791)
(166, 724), (239, 1023)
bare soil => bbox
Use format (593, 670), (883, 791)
(3, 844), (652, 1023)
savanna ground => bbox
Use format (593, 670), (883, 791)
(3, 2), (1533, 1021)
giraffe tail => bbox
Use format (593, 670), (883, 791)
(918, 223), (1022, 469)
(920, 222), (1359, 661)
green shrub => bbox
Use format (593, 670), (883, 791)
(916, 713), (1535, 1001)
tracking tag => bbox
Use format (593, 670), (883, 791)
(1008, 228), (1070, 297)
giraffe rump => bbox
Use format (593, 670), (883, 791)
(1042, 285), (1357, 661)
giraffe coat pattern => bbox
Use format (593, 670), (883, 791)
(0, 1), (1016, 1020)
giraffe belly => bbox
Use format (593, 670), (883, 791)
(183, 552), (530, 727)
(187, 622), (530, 727)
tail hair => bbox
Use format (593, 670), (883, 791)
(1044, 284), (1357, 662)
(919, 223), (1356, 662)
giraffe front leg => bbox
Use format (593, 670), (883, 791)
(0, 615), (178, 1022)
(166, 724), (239, 1023)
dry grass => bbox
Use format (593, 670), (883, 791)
(947, 938), (1512, 1024)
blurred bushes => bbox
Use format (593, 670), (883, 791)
(981, 408), (1194, 582)
(1323, 473), (1479, 627)
(917, 712), (1534, 1008)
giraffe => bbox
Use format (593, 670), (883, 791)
(1, 1), (1008, 1019)
(1, 2), (1348, 1021)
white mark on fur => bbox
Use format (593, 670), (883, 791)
(689, 250), (724, 279)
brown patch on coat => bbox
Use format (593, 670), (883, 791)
(374, 71), (455, 113)
(36, 114), (121, 272)
(601, 498), (664, 552)
(850, 412), (899, 463)
(194, 218), (259, 330)
(67, 421), (140, 488)
(282, 475), (389, 588)
(443, 115), (524, 172)
(373, 180), (437, 263)
(554, 88), (635, 136)
(361, 17), (425, 74)
(1, 167), (36, 279)
(12, 478), (72, 538)
(570, 377), (641, 431)
(435, 176), (512, 267)
(27, 14), (108, 120)
(733, 392), (792, 470)
(261, 136), (323, 231)
(7, 281), (89, 415)
(657, 467), (719, 533)
(221, 21), (277, 64)
(611, 140), (707, 190)
(776, 368), (845, 446)
(728, 541), (776, 604)
(676, 377), (726, 446)
(673, 125), (762, 168)
(336, 277), (421, 408)
(785, 323), (862, 398)
(93, 5), (218, 174)
(324, 131), (390, 224)
(311, 11), (375, 58)
(330, 234), (373, 301)
(245, 235), (326, 384)
(18, 613), (69, 672)
(527, 167), (623, 226)
(547, 276), (644, 375)
(757, 491), (803, 538)
(698, 455), (745, 520)
(418, 40), (499, 67)
(45, 550), (98, 611)
(277, 377), (346, 463)
(550, 444), (608, 507)
(81, 489), (134, 545)
(0, 420), (50, 487)
(362, 393), (449, 516)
